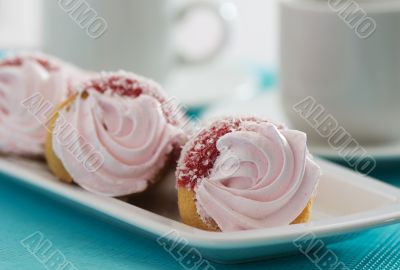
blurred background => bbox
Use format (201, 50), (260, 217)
(0, 0), (278, 112)
(1, 0), (400, 171)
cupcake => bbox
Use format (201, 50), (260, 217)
(176, 116), (320, 232)
(0, 53), (85, 156)
(45, 71), (187, 197)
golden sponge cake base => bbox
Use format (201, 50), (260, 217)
(178, 187), (313, 231)
(44, 95), (76, 184)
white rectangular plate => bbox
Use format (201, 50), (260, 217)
(1, 156), (399, 263)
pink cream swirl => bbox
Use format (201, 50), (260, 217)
(196, 121), (320, 231)
(52, 87), (186, 196)
(0, 54), (80, 155)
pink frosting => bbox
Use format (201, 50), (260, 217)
(195, 121), (320, 231)
(0, 54), (84, 155)
(52, 74), (186, 196)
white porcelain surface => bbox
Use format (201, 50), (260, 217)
(42, 0), (231, 81)
(0, 156), (399, 262)
(280, 0), (400, 144)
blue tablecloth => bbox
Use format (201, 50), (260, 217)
(1, 159), (399, 270)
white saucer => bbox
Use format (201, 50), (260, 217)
(203, 90), (400, 160)
(308, 141), (400, 161)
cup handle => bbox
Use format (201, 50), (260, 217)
(174, 1), (236, 65)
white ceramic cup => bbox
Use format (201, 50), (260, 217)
(280, 0), (400, 145)
(42, 0), (233, 81)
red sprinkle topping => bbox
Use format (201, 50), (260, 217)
(177, 118), (240, 189)
(85, 76), (145, 97)
(0, 56), (59, 71)
(80, 72), (182, 126)
(176, 117), (282, 190)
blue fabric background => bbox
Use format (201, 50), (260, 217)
(0, 159), (399, 270)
